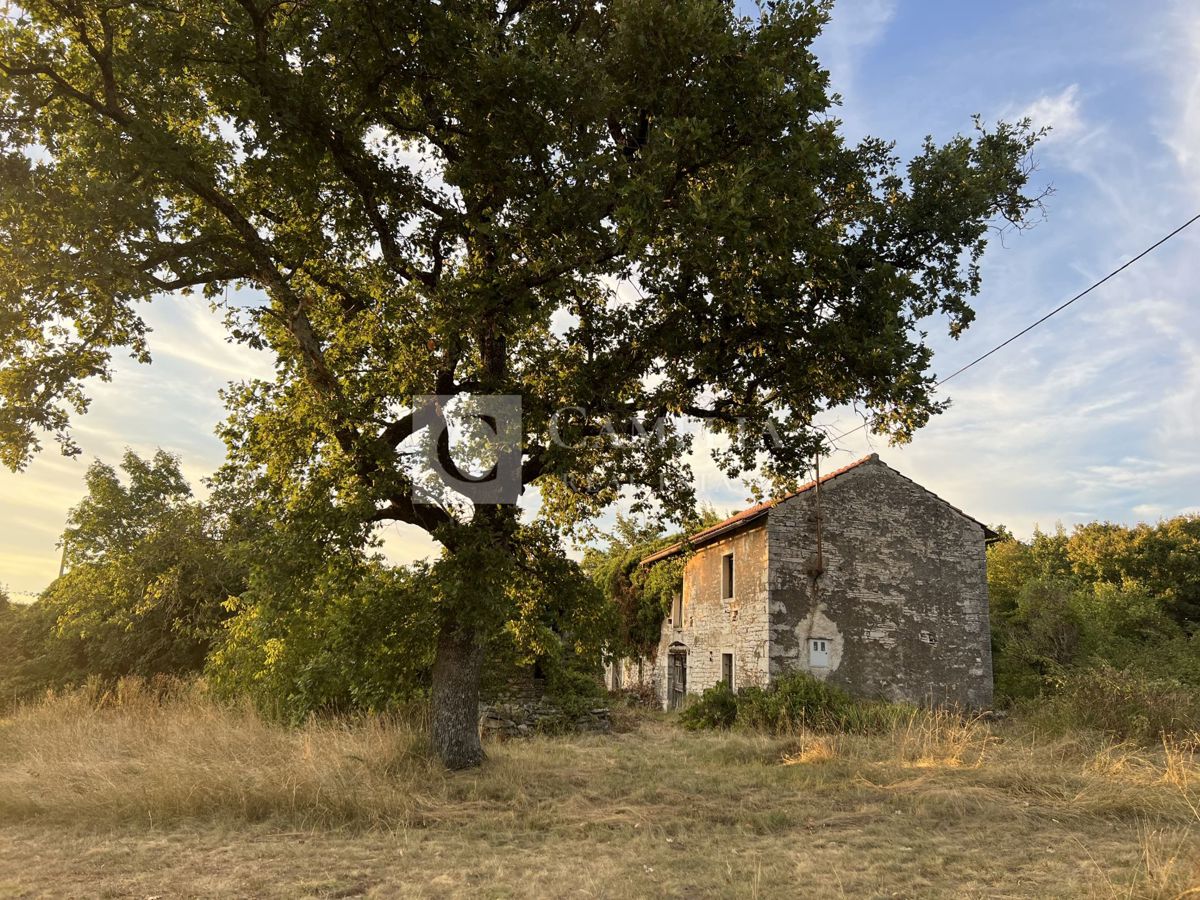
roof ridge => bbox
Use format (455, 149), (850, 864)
(640, 453), (879, 565)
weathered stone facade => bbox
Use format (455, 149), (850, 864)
(608, 455), (993, 709)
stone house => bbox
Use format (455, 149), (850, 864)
(606, 454), (995, 709)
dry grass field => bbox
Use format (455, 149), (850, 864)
(0, 682), (1198, 899)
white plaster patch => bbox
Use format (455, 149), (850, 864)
(794, 606), (843, 678)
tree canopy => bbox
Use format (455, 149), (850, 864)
(987, 518), (1200, 704)
(44, 449), (245, 678)
(1, 0), (1045, 766)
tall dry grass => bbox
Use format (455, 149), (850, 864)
(1, 679), (1198, 897)
(0, 678), (440, 829)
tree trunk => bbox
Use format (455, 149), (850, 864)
(429, 622), (486, 769)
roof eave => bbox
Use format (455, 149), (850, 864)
(639, 508), (771, 566)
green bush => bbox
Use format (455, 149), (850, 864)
(679, 672), (907, 735)
(987, 518), (1200, 709)
(680, 681), (738, 730)
(206, 557), (437, 720)
(1024, 664), (1200, 745)
(738, 672), (857, 733)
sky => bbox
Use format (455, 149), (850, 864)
(3, 0), (1199, 599)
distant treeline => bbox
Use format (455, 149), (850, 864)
(988, 518), (1200, 699)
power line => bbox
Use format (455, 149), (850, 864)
(827, 211), (1200, 444)
(936, 211), (1200, 387)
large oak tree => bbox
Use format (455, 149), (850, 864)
(0, 0), (1043, 767)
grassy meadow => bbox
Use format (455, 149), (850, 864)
(0, 682), (1198, 898)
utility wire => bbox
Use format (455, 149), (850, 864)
(827, 211), (1200, 444)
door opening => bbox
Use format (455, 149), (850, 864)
(667, 649), (688, 710)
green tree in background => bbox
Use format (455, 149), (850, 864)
(0, 450), (245, 702)
(42, 450), (245, 679)
(1, 1), (1045, 766)
(0, 589), (69, 704)
(1066, 519), (1200, 627)
(987, 518), (1200, 704)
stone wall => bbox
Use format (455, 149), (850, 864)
(605, 656), (656, 695)
(766, 456), (993, 707)
(479, 700), (611, 738)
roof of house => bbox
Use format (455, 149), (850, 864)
(639, 453), (992, 566)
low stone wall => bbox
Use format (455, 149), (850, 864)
(478, 700), (611, 739)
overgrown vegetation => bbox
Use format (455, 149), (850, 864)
(988, 518), (1200, 742)
(583, 512), (722, 659)
(2, 454), (610, 720)
(681, 673), (911, 735)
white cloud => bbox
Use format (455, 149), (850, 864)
(1019, 84), (1086, 143)
(821, 0), (896, 57)
(146, 295), (274, 383)
(814, 0), (897, 135)
(375, 522), (439, 568)
(1159, 3), (1200, 199)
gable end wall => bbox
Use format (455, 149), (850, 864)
(766, 460), (993, 707)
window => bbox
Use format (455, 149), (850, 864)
(671, 592), (683, 630)
(721, 552), (734, 600)
(810, 638), (830, 668)
(721, 653), (734, 689)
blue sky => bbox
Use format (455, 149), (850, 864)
(2, 0), (1199, 598)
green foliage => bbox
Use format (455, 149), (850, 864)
(584, 511), (721, 658)
(44, 450), (244, 679)
(207, 556), (438, 721)
(988, 517), (1200, 709)
(1067, 518), (1200, 627)
(1022, 664), (1200, 745)
(0, 451), (245, 703)
(0, 596), (73, 705)
(738, 672), (860, 733)
(206, 488), (609, 720)
(680, 681), (738, 730)
(680, 672), (907, 735)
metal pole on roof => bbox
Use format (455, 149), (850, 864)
(812, 454), (825, 578)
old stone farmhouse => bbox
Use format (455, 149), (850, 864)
(606, 454), (995, 709)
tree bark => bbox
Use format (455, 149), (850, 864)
(429, 622), (486, 769)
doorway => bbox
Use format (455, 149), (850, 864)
(667, 648), (688, 710)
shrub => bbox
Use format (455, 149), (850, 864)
(680, 681), (738, 730)
(1027, 664), (1200, 745)
(541, 656), (606, 718)
(679, 672), (908, 735)
(737, 672), (857, 733)
(206, 558), (437, 720)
